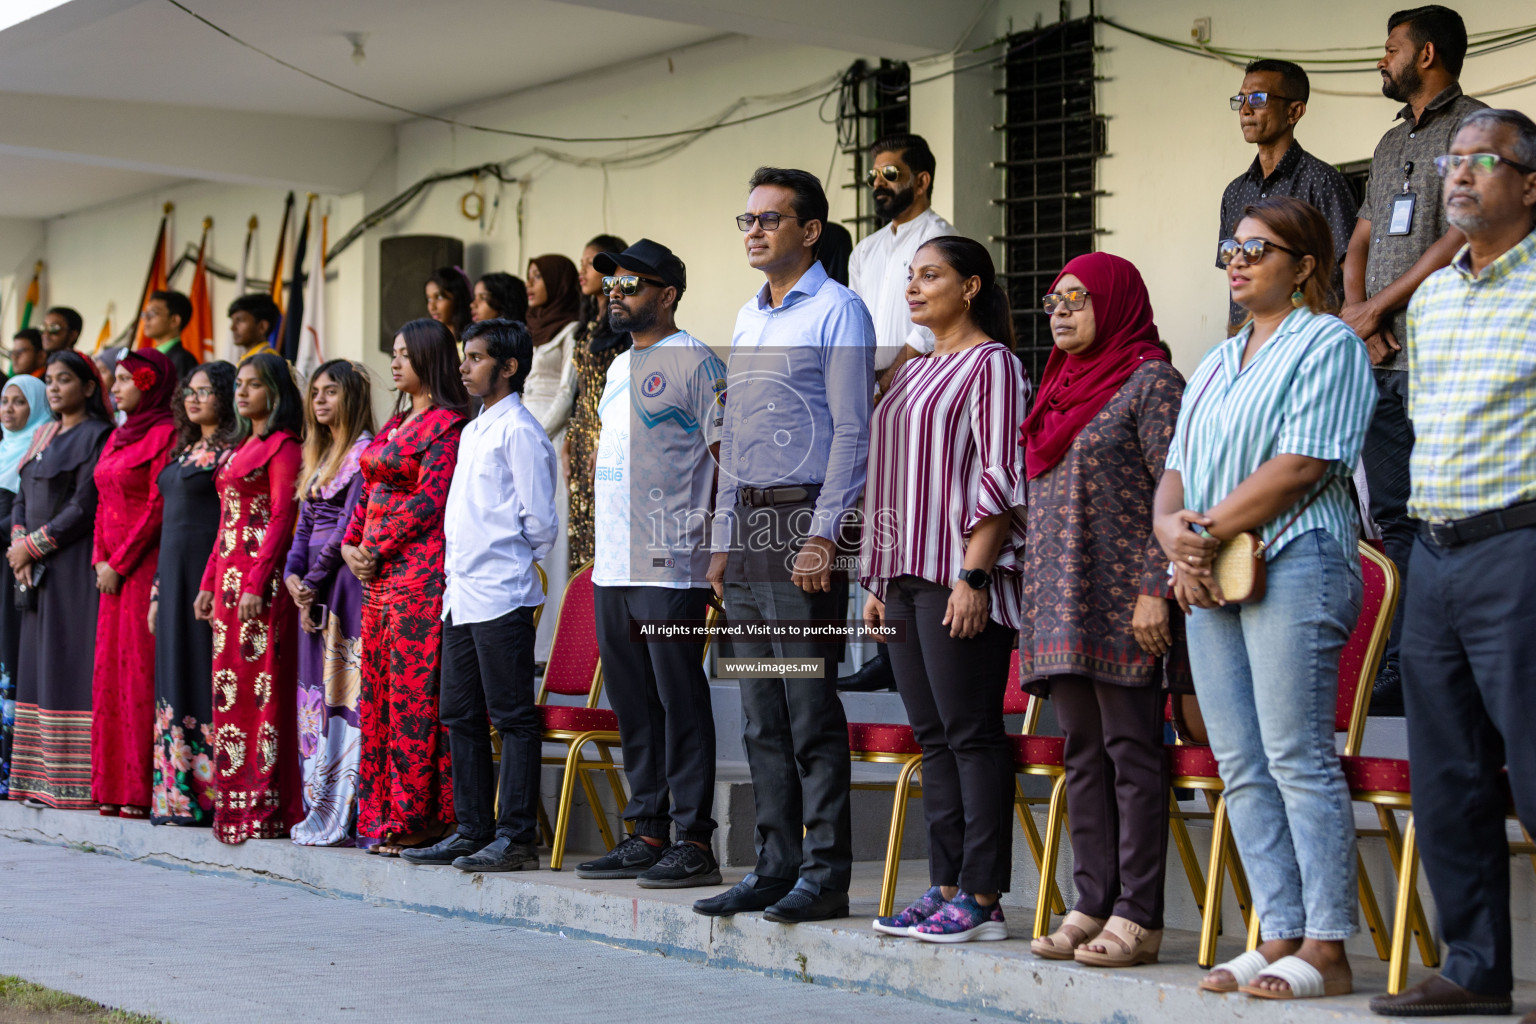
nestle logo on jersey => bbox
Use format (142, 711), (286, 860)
(641, 372), (667, 397)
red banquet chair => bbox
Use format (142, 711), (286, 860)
(853, 650), (1065, 920)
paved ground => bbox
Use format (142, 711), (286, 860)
(0, 838), (992, 1024)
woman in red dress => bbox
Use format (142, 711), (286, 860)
(194, 353), (305, 844)
(342, 318), (467, 856)
(91, 349), (178, 816)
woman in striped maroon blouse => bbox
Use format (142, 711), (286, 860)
(860, 235), (1030, 943)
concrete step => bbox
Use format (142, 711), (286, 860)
(2, 802), (1530, 1022)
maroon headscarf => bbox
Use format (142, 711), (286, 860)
(109, 348), (177, 452)
(525, 254), (581, 347)
(1020, 252), (1169, 479)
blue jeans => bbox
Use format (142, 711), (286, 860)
(1186, 529), (1362, 941)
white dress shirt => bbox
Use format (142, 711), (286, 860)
(847, 206), (956, 371)
(442, 391), (559, 625)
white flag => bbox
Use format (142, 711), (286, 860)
(296, 213), (325, 380)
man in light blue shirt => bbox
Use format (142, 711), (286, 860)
(694, 167), (875, 924)
(403, 318), (558, 873)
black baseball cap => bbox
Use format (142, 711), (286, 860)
(593, 238), (686, 293)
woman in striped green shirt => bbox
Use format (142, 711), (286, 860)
(1155, 196), (1376, 999)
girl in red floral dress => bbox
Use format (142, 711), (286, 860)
(91, 349), (178, 816)
(195, 353), (305, 844)
(343, 318), (467, 856)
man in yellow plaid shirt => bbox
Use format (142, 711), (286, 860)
(1373, 107), (1536, 1021)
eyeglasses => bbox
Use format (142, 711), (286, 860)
(866, 164), (904, 186)
(1229, 91), (1298, 111)
(1433, 152), (1536, 177)
(1217, 237), (1304, 266)
(1042, 288), (1091, 313)
(38, 324), (63, 335)
(736, 212), (805, 232)
(602, 275), (666, 296)
(181, 386), (215, 400)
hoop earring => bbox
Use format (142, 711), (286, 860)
(1291, 288), (1305, 309)
(963, 298), (971, 311)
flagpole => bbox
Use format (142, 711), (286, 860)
(131, 203), (172, 349)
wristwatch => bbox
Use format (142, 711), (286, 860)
(959, 568), (991, 591)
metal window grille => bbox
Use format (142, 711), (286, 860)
(839, 59), (912, 239)
(994, 14), (1105, 381)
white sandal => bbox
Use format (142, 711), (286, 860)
(1199, 949), (1269, 993)
(1240, 954), (1351, 1000)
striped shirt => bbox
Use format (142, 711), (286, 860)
(1407, 229), (1536, 522)
(1165, 307), (1376, 560)
(858, 341), (1031, 628)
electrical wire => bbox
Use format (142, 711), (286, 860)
(164, 0), (846, 144)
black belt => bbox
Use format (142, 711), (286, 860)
(1423, 499), (1536, 548)
(738, 484), (821, 508)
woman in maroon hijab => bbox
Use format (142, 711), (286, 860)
(92, 348), (179, 816)
(1019, 252), (1185, 967)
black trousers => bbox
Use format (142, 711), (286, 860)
(592, 584), (717, 842)
(1362, 369), (1419, 672)
(723, 500), (852, 892)
(1051, 675), (1169, 929)
(1402, 523), (1536, 996)
(439, 607), (539, 844)
(883, 575), (1015, 895)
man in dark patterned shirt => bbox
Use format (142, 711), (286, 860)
(1218, 59), (1355, 332)
(1341, 5), (1485, 714)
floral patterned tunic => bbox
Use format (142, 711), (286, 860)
(1019, 360), (1185, 691)
(201, 430), (303, 843)
(342, 407), (464, 839)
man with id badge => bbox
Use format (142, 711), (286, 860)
(1339, 4), (1484, 715)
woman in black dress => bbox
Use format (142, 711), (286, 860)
(8, 351), (114, 809)
(0, 375), (52, 798)
(148, 361), (242, 825)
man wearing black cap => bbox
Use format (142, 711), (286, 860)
(573, 239), (729, 889)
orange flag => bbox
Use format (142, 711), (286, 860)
(132, 204), (171, 349)
(182, 218), (214, 361)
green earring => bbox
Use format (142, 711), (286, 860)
(1291, 288), (1305, 308)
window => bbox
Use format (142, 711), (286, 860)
(838, 59), (912, 239)
(995, 15), (1105, 380)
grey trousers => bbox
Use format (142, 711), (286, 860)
(722, 502), (852, 892)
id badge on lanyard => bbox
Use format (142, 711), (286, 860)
(1388, 160), (1416, 236)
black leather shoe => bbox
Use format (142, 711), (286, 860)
(452, 836), (539, 873)
(575, 833), (666, 879)
(1370, 663), (1404, 716)
(400, 833), (486, 866)
(763, 885), (849, 923)
(691, 873), (795, 917)
(836, 646), (896, 692)
(1368, 975), (1511, 1016)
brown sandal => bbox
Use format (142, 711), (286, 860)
(1073, 915), (1162, 967)
(1031, 910), (1106, 960)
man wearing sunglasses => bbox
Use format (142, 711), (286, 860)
(1218, 60), (1354, 332)
(39, 307), (83, 353)
(1341, 5), (1484, 716)
(1369, 108), (1536, 1022)
(847, 133), (953, 395)
(695, 167), (874, 925)
(576, 239), (730, 890)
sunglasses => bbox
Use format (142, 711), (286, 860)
(1229, 91), (1298, 111)
(1433, 152), (1536, 177)
(1042, 288), (1091, 314)
(1217, 237), (1304, 267)
(602, 275), (666, 296)
(866, 164), (905, 186)
(735, 212), (805, 232)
